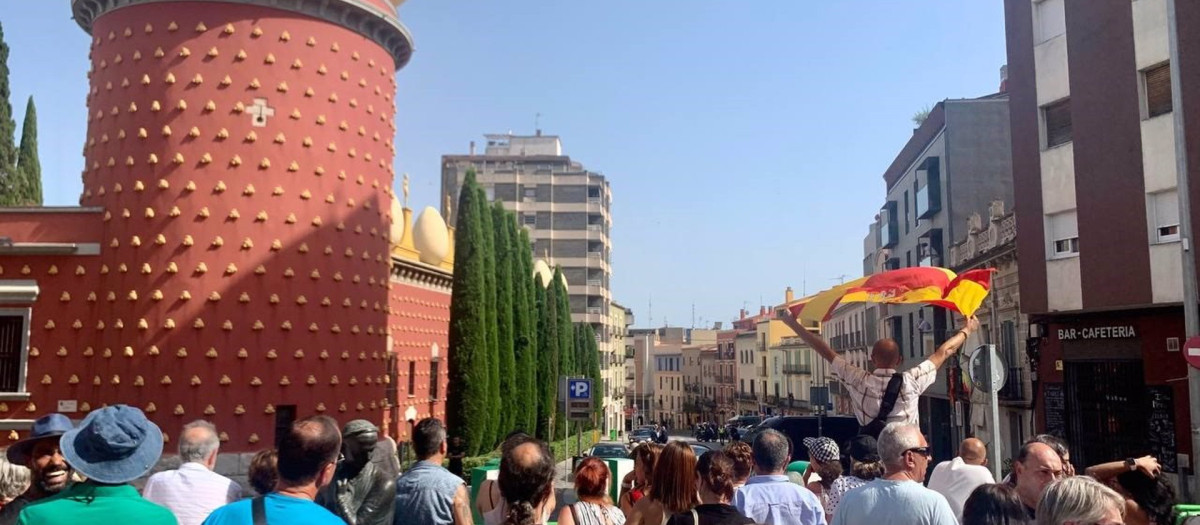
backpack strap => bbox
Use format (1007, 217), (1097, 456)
(691, 509), (700, 525)
(862, 374), (904, 436)
(252, 495), (267, 525)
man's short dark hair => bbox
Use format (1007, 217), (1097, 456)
(751, 429), (791, 473)
(277, 415), (341, 485)
(413, 418), (447, 459)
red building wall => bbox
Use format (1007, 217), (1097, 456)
(0, 2), (409, 450)
(387, 275), (451, 441)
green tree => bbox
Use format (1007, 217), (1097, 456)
(0, 22), (18, 205)
(492, 202), (517, 438)
(583, 324), (604, 428)
(535, 275), (559, 440)
(552, 268), (574, 436)
(477, 187), (501, 449)
(15, 97), (39, 205)
(446, 172), (491, 455)
(511, 217), (538, 434)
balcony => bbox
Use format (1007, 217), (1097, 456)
(999, 367), (1026, 401)
(737, 391), (758, 401)
(783, 364), (811, 375)
(776, 397), (809, 410)
(587, 224), (603, 232)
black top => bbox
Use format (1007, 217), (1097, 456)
(0, 493), (35, 525)
(666, 504), (754, 525)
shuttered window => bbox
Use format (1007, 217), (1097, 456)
(1044, 98), (1072, 148)
(0, 316), (23, 392)
(1145, 62), (1172, 118)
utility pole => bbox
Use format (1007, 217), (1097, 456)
(1168, 0), (1200, 499)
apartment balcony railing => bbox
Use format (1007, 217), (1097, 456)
(776, 397), (809, 410)
(717, 375), (736, 384)
(757, 366), (768, 377)
(737, 392), (758, 401)
(783, 364), (812, 375)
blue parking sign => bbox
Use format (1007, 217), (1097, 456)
(568, 378), (591, 399)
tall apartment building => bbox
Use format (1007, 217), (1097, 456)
(1004, 0), (1197, 471)
(441, 132), (615, 372)
(865, 94), (1013, 462)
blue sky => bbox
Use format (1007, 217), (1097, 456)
(2, 2), (1007, 330)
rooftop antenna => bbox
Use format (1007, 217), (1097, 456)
(692, 303), (696, 329)
(535, 112), (542, 136)
(648, 294), (653, 328)
(832, 274), (849, 285)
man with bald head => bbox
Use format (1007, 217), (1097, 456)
(926, 438), (995, 521)
(1011, 441), (1066, 519)
(779, 310), (978, 437)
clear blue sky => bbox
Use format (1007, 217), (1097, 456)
(2, 2), (1007, 330)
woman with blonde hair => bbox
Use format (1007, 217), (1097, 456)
(1036, 476), (1124, 525)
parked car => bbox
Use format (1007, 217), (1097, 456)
(689, 442), (714, 458)
(727, 415), (762, 434)
(629, 428), (655, 445)
(744, 416), (860, 462)
(586, 442), (631, 459)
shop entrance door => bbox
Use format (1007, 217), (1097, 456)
(1064, 360), (1145, 468)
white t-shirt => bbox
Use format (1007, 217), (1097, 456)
(926, 457), (996, 522)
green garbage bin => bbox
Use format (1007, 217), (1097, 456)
(610, 429), (617, 441)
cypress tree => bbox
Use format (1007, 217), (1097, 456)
(511, 216), (537, 434)
(552, 268), (574, 436)
(477, 187), (501, 449)
(535, 275), (559, 440)
(584, 324), (604, 428)
(15, 97), (39, 205)
(0, 23), (18, 205)
(513, 227), (537, 433)
(492, 202), (517, 438)
(554, 268), (576, 377)
(446, 172), (490, 456)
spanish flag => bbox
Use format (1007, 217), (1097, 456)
(787, 267), (994, 324)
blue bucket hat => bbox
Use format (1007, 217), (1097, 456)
(6, 413), (74, 464)
(59, 405), (163, 484)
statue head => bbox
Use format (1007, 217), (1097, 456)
(341, 419), (379, 473)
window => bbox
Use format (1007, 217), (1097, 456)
(484, 185), (495, 201)
(523, 185), (537, 201)
(916, 157), (942, 218)
(1043, 98), (1072, 148)
(1151, 191), (1180, 243)
(1047, 211), (1080, 258)
(1034, 0), (1066, 44)
(407, 361), (416, 396)
(879, 201), (899, 248)
(0, 313), (28, 392)
(903, 191), (910, 235)
(522, 213), (536, 226)
(1143, 62), (1173, 119)
(430, 360), (440, 399)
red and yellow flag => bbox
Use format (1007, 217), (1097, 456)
(787, 267), (994, 324)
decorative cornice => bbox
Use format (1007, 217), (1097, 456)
(71, 0), (414, 69)
(390, 258), (452, 291)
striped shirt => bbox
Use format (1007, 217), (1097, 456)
(829, 355), (938, 426)
(142, 462), (243, 525)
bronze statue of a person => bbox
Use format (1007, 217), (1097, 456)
(316, 420), (397, 525)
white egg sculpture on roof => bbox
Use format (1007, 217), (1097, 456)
(532, 259), (552, 288)
(389, 197), (404, 245)
(413, 206), (449, 265)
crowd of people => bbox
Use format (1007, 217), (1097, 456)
(0, 405), (1183, 525)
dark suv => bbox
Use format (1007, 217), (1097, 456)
(746, 416), (860, 462)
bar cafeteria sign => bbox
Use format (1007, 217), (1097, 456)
(1057, 325), (1137, 340)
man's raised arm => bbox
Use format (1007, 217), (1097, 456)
(775, 308), (839, 364)
(926, 316), (979, 369)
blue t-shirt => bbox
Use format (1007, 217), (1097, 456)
(202, 493), (344, 525)
(830, 479), (956, 525)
